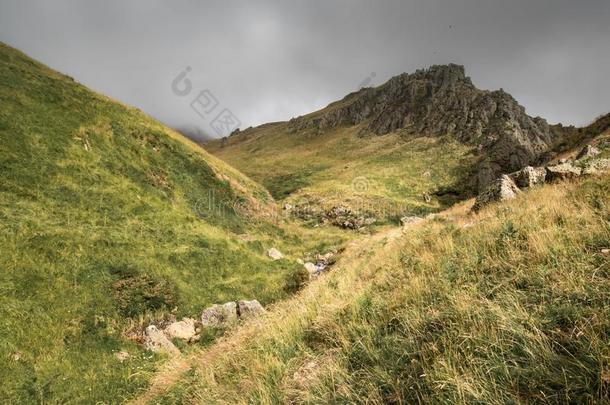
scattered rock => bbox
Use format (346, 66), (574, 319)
(324, 205), (375, 230)
(164, 317), (198, 341)
(400, 216), (424, 226)
(546, 162), (582, 182)
(472, 175), (521, 212)
(422, 171), (431, 177)
(11, 351), (22, 362)
(267, 248), (284, 260)
(201, 302), (238, 328)
(422, 193), (432, 203)
(576, 145), (601, 160)
(316, 252), (335, 264)
(601, 249), (610, 257)
(237, 300), (266, 318)
(304, 262), (317, 274)
(114, 351), (131, 362)
(582, 159), (610, 176)
(144, 325), (180, 356)
(558, 158), (570, 164)
(508, 166), (546, 188)
(283, 203), (293, 211)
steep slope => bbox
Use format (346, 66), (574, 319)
(207, 122), (476, 224)
(139, 162), (610, 404)
(0, 43), (346, 403)
(205, 65), (605, 224)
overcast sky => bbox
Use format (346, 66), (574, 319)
(1, 0), (608, 139)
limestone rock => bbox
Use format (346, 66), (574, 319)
(576, 145), (601, 160)
(237, 299), (266, 318)
(144, 325), (180, 356)
(546, 162), (582, 182)
(582, 159), (610, 176)
(472, 175), (521, 212)
(508, 166), (546, 188)
(267, 248), (284, 260)
(324, 205), (375, 230)
(304, 262), (317, 274)
(201, 302), (238, 328)
(164, 317), (198, 341)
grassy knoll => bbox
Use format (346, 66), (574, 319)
(0, 42), (347, 403)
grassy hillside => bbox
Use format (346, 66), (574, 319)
(0, 43), (347, 403)
(205, 122), (477, 223)
(154, 172), (610, 404)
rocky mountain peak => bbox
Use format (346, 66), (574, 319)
(289, 64), (568, 191)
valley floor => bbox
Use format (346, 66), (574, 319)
(131, 221), (410, 404)
(129, 172), (610, 404)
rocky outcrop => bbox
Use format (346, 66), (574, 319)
(323, 205), (376, 229)
(201, 302), (238, 328)
(141, 299), (267, 353)
(576, 145), (601, 160)
(472, 153), (610, 212)
(237, 300), (266, 318)
(472, 175), (521, 212)
(164, 317), (198, 341)
(582, 158), (610, 176)
(144, 325), (180, 356)
(508, 166), (547, 188)
(546, 162), (582, 181)
(289, 64), (567, 191)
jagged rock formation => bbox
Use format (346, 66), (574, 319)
(508, 166), (547, 189)
(472, 175), (521, 212)
(576, 144), (601, 160)
(472, 144), (610, 211)
(289, 64), (567, 191)
(546, 162), (582, 181)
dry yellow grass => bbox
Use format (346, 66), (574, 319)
(133, 174), (610, 404)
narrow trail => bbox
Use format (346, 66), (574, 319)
(128, 220), (432, 404)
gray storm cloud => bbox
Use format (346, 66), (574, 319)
(1, 0), (608, 140)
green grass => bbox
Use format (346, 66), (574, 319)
(0, 42), (348, 403)
(205, 123), (477, 224)
(158, 174), (610, 404)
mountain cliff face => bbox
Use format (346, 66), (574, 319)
(288, 64), (567, 190)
